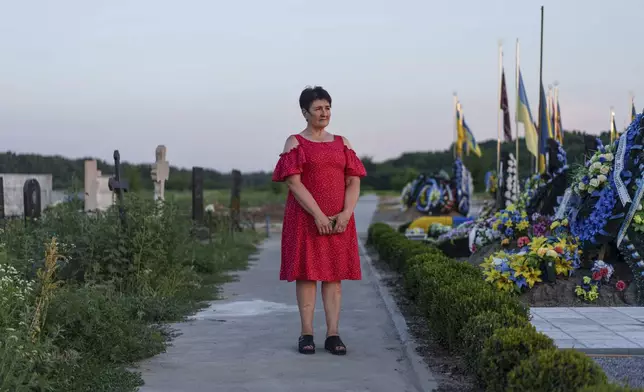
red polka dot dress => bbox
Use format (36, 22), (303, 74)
(272, 134), (367, 282)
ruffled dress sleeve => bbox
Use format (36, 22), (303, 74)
(272, 145), (307, 182)
(344, 146), (367, 177)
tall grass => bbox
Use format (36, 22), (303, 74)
(0, 194), (262, 391)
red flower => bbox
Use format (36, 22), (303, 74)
(600, 267), (609, 277)
(517, 236), (530, 247)
(616, 280), (627, 292)
(554, 246), (564, 254)
(592, 271), (603, 281)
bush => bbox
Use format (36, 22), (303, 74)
(460, 310), (530, 373)
(367, 222), (610, 391)
(579, 384), (644, 392)
(506, 348), (608, 391)
(0, 195), (261, 391)
(430, 279), (528, 350)
(479, 326), (555, 391)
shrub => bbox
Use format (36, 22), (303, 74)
(432, 279), (527, 350)
(506, 348), (608, 391)
(579, 384), (644, 392)
(459, 310), (530, 373)
(45, 285), (166, 364)
(0, 195), (261, 391)
(479, 326), (555, 391)
(366, 222), (611, 391)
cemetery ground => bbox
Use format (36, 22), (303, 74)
(0, 194), (262, 392)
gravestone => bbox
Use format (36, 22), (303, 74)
(230, 169), (242, 231)
(0, 177), (5, 219)
(108, 150), (129, 226)
(84, 160), (100, 211)
(151, 145), (169, 202)
(23, 179), (41, 221)
(192, 167), (204, 224)
(495, 158), (505, 210)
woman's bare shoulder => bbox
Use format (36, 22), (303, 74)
(339, 135), (353, 148)
(282, 135), (300, 154)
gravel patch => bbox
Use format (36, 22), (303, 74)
(593, 356), (644, 388)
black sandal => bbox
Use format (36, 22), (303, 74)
(298, 335), (315, 354)
(324, 335), (347, 355)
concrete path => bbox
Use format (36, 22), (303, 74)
(138, 195), (435, 392)
(532, 307), (644, 354)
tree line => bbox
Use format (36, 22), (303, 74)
(0, 129), (609, 193)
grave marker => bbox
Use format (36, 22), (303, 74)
(192, 167), (204, 224)
(23, 179), (41, 222)
(151, 145), (169, 202)
(0, 177), (5, 219)
(108, 150), (129, 226)
(230, 169), (242, 231)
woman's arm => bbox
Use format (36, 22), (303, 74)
(341, 136), (361, 215)
(332, 137), (362, 233)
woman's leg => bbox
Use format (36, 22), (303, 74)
(321, 281), (344, 351)
(296, 280), (317, 346)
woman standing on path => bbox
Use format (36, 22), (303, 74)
(272, 86), (367, 356)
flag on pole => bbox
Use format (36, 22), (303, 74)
(555, 97), (563, 144)
(610, 110), (618, 143)
(500, 69), (512, 142)
(463, 117), (482, 157)
(455, 101), (465, 158)
(516, 70), (539, 158)
(538, 82), (554, 173)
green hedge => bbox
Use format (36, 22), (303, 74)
(367, 223), (618, 392)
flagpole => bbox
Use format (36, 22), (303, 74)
(515, 38), (520, 196)
(554, 81), (560, 144)
(497, 40), (503, 177)
(536, 5), (545, 174)
(610, 106), (615, 143)
(453, 92), (458, 159)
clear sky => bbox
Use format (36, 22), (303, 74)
(0, 0), (641, 173)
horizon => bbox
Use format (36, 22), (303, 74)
(1, 0), (642, 173)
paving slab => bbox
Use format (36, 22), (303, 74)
(531, 307), (644, 354)
(137, 195), (437, 392)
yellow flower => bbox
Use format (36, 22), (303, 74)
(583, 276), (591, 284)
(561, 218), (568, 226)
(587, 290), (599, 301)
(501, 238), (510, 246)
(555, 258), (572, 276)
(550, 221), (560, 230)
(537, 248), (548, 257)
(516, 220), (529, 231)
(524, 269), (542, 288)
(529, 237), (548, 253)
(506, 204), (516, 212)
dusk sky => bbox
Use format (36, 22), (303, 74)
(1, 0), (642, 173)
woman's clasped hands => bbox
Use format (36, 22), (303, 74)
(314, 210), (351, 235)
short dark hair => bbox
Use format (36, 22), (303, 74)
(299, 86), (332, 112)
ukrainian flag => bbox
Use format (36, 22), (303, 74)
(463, 118), (482, 157)
(556, 99), (563, 144)
(516, 70), (539, 158)
(538, 82), (554, 173)
(455, 102), (465, 158)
